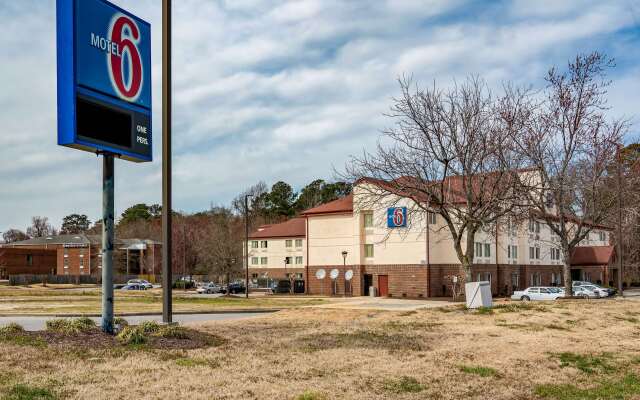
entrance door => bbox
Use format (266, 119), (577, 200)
(363, 274), (373, 296)
(571, 269), (582, 282)
(378, 275), (389, 297)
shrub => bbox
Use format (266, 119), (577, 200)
(139, 321), (160, 334)
(0, 323), (25, 336)
(45, 318), (96, 334)
(113, 317), (129, 328)
(116, 326), (147, 345)
(156, 325), (189, 339)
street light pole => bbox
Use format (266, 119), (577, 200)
(244, 194), (253, 299)
(616, 143), (624, 295)
(162, 0), (173, 324)
(341, 250), (348, 297)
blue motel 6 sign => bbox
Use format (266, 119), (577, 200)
(57, 0), (152, 162)
(387, 207), (407, 228)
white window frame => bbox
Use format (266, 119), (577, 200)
(295, 239), (303, 247)
(295, 256), (303, 265)
(363, 212), (374, 228)
(285, 240), (292, 248)
(364, 244), (374, 258)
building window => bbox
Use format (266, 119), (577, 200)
(475, 242), (483, 258)
(64, 258), (69, 268)
(26, 255), (33, 266)
(285, 257), (292, 265)
(529, 220), (540, 233)
(79, 258), (84, 268)
(295, 256), (303, 265)
(598, 231), (606, 241)
(531, 272), (542, 286)
(364, 244), (374, 258)
(251, 241), (259, 249)
(529, 246), (540, 260)
(508, 245), (518, 259)
(550, 248), (561, 261)
(252, 273), (258, 279)
(551, 273), (562, 286)
(511, 273), (519, 290)
(477, 272), (491, 282)
(251, 257), (259, 265)
(285, 240), (292, 248)
(260, 257), (267, 265)
(427, 212), (437, 225)
(484, 243), (491, 258)
(363, 212), (374, 228)
(295, 239), (303, 247)
(260, 241), (268, 248)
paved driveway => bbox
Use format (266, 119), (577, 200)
(0, 312), (268, 331)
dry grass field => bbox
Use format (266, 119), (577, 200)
(1, 298), (640, 399)
(0, 286), (326, 315)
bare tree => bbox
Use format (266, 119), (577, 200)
(26, 216), (57, 238)
(2, 229), (29, 243)
(194, 208), (244, 292)
(345, 76), (526, 283)
(513, 52), (627, 295)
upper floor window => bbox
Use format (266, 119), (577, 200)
(364, 244), (374, 258)
(508, 245), (518, 259)
(427, 212), (437, 225)
(529, 246), (540, 260)
(260, 257), (268, 265)
(251, 241), (259, 249)
(260, 241), (268, 248)
(550, 248), (561, 261)
(285, 240), (292, 248)
(484, 243), (491, 258)
(598, 231), (606, 241)
(475, 242), (483, 258)
(363, 212), (374, 228)
(528, 220), (540, 234)
(295, 239), (303, 247)
(285, 256), (293, 265)
(26, 255), (33, 266)
(251, 257), (259, 265)
(295, 256), (303, 265)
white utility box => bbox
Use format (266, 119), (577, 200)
(465, 281), (492, 309)
(369, 286), (377, 297)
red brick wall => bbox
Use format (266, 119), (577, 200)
(0, 248), (57, 277)
(57, 247), (91, 276)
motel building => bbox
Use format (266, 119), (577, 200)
(247, 180), (616, 298)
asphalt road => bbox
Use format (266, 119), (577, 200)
(0, 312), (268, 331)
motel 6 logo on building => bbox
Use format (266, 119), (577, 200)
(387, 207), (408, 228)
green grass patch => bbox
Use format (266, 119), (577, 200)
(459, 365), (499, 377)
(535, 374), (640, 399)
(494, 303), (549, 313)
(495, 321), (544, 332)
(472, 307), (494, 315)
(382, 376), (425, 393)
(551, 352), (617, 374)
(3, 383), (56, 400)
(296, 391), (327, 400)
(381, 320), (442, 331)
(155, 325), (189, 339)
(45, 317), (96, 334)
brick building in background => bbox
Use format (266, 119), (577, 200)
(0, 234), (161, 278)
(247, 178), (616, 298)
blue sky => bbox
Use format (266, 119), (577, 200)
(0, 0), (639, 234)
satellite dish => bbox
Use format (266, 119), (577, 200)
(316, 269), (326, 280)
(345, 270), (354, 281)
(330, 269), (339, 280)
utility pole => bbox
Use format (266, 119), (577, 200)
(162, 0), (173, 324)
(244, 194), (253, 299)
(617, 143), (624, 295)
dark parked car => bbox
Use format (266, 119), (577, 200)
(227, 283), (246, 294)
(272, 280), (292, 294)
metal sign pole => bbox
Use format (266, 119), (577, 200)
(162, 0), (173, 324)
(101, 154), (114, 334)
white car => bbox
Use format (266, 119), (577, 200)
(127, 279), (153, 289)
(573, 285), (601, 298)
(511, 287), (564, 301)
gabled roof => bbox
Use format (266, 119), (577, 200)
(249, 218), (306, 239)
(570, 246), (615, 266)
(300, 194), (354, 216)
(5, 234), (90, 246)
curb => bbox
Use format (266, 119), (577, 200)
(0, 309), (281, 318)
